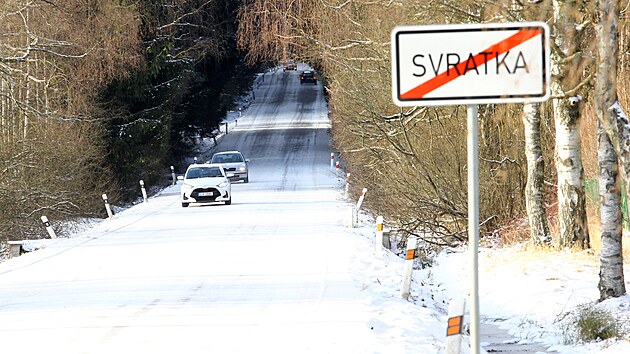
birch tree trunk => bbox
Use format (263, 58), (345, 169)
(523, 103), (551, 245)
(553, 95), (589, 249)
(513, 2), (551, 246)
(595, 0), (626, 300)
(597, 122), (626, 299)
(552, 0), (590, 249)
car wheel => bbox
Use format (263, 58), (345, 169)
(225, 198), (231, 205)
(182, 202), (189, 207)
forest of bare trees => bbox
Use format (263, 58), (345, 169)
(237, 0), (626, 299)
(0, 1), (256, 243)
(0, 0), (141, 239)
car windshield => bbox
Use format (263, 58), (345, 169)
(212, 153), (244, 163)
(186, 167), (223, 179)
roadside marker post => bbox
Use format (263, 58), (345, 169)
(102, 193), (113, 219)
(348, 206), (354, 229)
(335, 160), (340, 175)
(446, 298), (466, 354)
(345, 173), (351, 197)
(330, 152), (335, 170)
(354, 188), (368, 227)
(401, 236), (417, 300)
(140, 180), (148, 203)
(171, 166), (176, 186)
(375, 215), (384, 252)
(391, 21), (550, 354)
(41, 216), (57, 239)
(356, 188), (367, 211)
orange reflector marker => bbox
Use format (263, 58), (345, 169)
(447, 315), (463, 336)
(445, 298), (466, 353)
(401, 236), (417, 300)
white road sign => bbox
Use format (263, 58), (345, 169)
(391, 22), (550, 106)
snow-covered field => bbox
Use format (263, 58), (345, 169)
(0, 65), (628, 353)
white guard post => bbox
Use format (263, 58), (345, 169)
(330, 152), (335, 170)
(140, 180), (148, 203)
(400, 236), (417, 300)
(354, 188), (368, 226)
(348, 206), (354, 229)
(41, 215), (57, 239)
(171, 166), (176, 186)
(356, 187), (367, 209)
(445, 298), (466, 354)
(102, 193), (113, 219)
(468, 104), (480, 353)
(345, 173), (351, 197)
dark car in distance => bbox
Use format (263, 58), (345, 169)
(300, 70), (317, 84)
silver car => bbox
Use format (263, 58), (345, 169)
(209, 151), (249, 183)
(179, 164), (231, 207)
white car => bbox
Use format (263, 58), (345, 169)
(209, 151), (249, 183)
(179, 164), (231, 207)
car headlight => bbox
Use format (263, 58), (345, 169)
(238, 164), (247, 172)
(181, 182), (194, 191)
(218, 181), (228, 188)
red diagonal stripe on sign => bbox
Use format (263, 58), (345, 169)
(400, 28), (542, 100)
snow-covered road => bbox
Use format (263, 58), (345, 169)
(2, 66), (629, 354)
(0, 67), (444, 353)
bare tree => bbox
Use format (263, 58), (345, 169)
(523, 102), (551, 245)
(550, 0), (592, 249)
(0, 0), (141, 241)
(595, 0), (626, 300)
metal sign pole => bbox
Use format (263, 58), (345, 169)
(467, 104), (480, 354)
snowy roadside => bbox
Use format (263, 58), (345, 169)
(418, 246), (630, 353)
(347, 205), (630, 354)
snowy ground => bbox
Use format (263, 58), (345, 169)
(0, 65), (628, 353)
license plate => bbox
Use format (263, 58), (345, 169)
(227, 173), (235, 177)
(198, 192), (214, 197)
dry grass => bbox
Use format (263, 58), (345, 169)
(481, 238), (601, 275)
(494, 190), (630, 264)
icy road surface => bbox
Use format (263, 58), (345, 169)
(0, 66), (445, 353)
